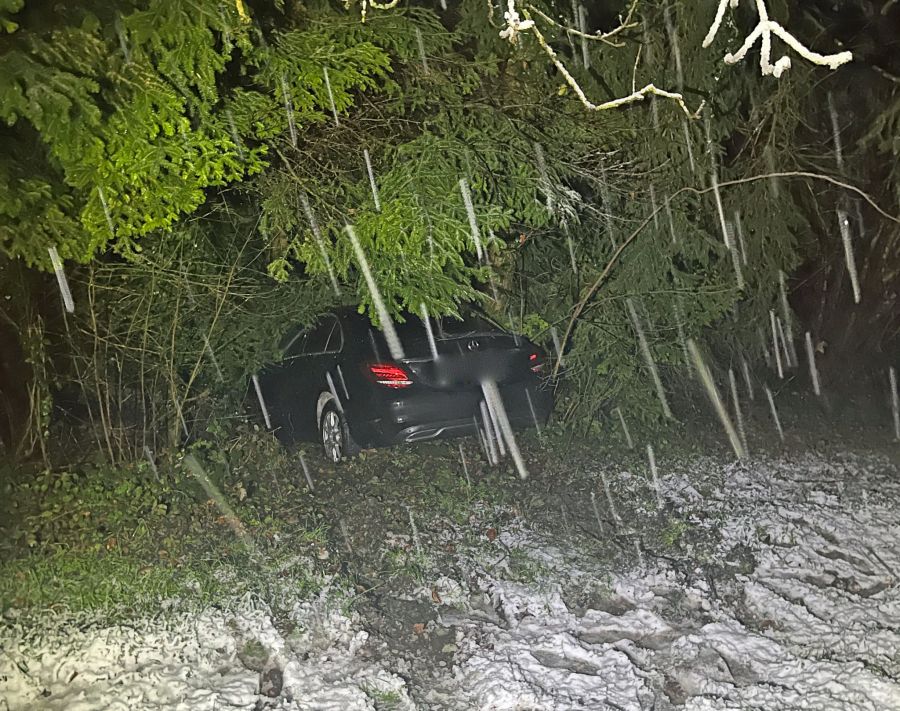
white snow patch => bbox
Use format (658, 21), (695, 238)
(1, 588), (413, 711)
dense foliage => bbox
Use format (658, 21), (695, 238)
(1, 0), (894, 461)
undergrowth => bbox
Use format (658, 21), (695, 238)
(0, 430), (332, 617)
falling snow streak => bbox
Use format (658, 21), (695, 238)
(633, 539), (646, 568)
(590, 492), (605, 535)
(837, 210), (861, 304)
(299, 191), (341, 296)
(252, 374), (272, 429)
(47, 247), (74, 314)
(804, 331), (821, 396)
(97, 186), (115, 237)
(626, 299), (673, 420)
(854, 200), (867, 248)
(664, 2), (684, 91)
(578, 4), (590, 69)
(143, 446), (159, 480)
(280, 74), (297, 148)
(647, 445), (663, 509)
(567, 0), (580, 67)
(300, 453), (315, 492)
(890, 367), (900, 441)
(672, 299), (691, 370)
(550, 326), (564, 367)
(740, 353), (755, 400)
(184, 455), (259, 559)
(764, 385), (785, 441)
(115, 17), (130, 62)
(414, 27), (429, 73)
(564, 224), (578, 276)
(649, 184), (659, 230)
(482, 380), (528, 479)
(599, 471), (621, 525)
(665, 197), (678, 245)
(459, 443), (471, 487)
(728, 368), (748, 453)
(420, 303), (440, 360)
(614, 407), (634, 449)
(758, 325), (773, 369)
(345, 225), (405, 360)
(325, 372), (343, 413)
(734, 211), (748, 266)
(178, 408), (190, 438)
(226, 110), (244, 160)
(599, 165), (617, 249)
(687, 339), (746, 459)
(363, 149), (381, 212)
(682, 121), (696, 174)
(336, 365), (350, 399)
(407, 506), (423, 557)
(764, 145), (781, 198)
(778, 316), (795, 369)
(828, 91), (844, 172)
(705, 119), (731, 249)
(524, 388), (543, 440)
(770, 309), (784, 379)
(778, 271), (798, 365)
(727, 224), (745, 290)
(479, 401), (499, 465)
(459, 178), (484, 261)
(323, 67), (340, 126)
(483, 392), (507, 458)
(203, 335), (224, 382)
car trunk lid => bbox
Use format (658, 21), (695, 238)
(368, 318), (540, 390)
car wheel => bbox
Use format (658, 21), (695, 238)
(319, 401), (359, 464)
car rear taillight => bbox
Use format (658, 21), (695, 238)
(529, 352), (544, 373)
(368, 363), (413, 388)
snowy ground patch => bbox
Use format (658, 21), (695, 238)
(429, 451), (900, 710)
(1, 583), (414, 711)
(3, 450), (899, 710)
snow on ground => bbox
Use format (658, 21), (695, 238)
(2, 450), (900, 710)
(1, 584), (414, 711)
(434, 451), (900, 710)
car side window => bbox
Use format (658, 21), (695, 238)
(284, 314), (342, 359)
(282, 329), (307, 358)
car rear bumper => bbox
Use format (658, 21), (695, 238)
(351, 381), (553, 447)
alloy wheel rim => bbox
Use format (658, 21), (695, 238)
(322, 410), (343, 463)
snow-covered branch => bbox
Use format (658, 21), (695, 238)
(704, 0), (852, 77)
(354, 0), (400, 23)
(500, 2), (701, 118)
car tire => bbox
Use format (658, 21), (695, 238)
(319, 401), (359, 464)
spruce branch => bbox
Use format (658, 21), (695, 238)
(704, 0), (852, 77)
(552, 170), (899, 379)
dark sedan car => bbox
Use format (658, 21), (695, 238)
(255, 307), (554, 463)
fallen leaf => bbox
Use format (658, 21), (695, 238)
(413, 623), (426, 635)
(486, 527), (498, 542)
(431, 588), (442, 604)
